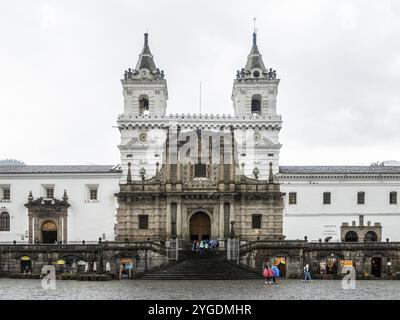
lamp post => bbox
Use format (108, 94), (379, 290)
(253, 167), (259, 191)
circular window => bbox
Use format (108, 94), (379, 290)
(254, 132), (261, 142)
(139, 132), (148, 142)
(253, 70), (260, 78)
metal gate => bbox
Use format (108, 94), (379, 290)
(227, 238), (240, 264)
(165, 238), (183, 261)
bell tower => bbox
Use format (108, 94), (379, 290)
(231, 32), (279, 117)
(121, 33), (168, 116)
(118, 33), (168, 183)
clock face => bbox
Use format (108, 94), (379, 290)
(139, 132), (148, 142)
(141, 70), (147, 76)
(254, 132), (261, 142)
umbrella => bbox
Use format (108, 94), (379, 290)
(271, 265), (280, 277)
(105, 262), (111, 272)
(77, 260), (86, 266)
(55, 260), (65, 265)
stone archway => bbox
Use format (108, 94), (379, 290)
(345, 231), (359, 242)
(189, 212), (211, 241)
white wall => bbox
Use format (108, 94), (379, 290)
(280, 179), (400, 241)
(0, 173), (120, 243)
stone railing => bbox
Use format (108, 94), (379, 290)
(239, 240), (400, 256)
(0, 241), (166, 256)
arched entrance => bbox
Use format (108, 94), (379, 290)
(41, 221), (57, 244)
(345, 231), (358, 242)
(189, 212), (211, 241)
(365, 231), (378, 242)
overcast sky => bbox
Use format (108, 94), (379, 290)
(1, 0), (400, 166)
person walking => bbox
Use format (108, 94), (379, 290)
(263, 265), (273, 284)
(303, 263), (312, 281)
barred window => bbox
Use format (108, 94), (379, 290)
(46, 187), (54, 198)
(252, 214), (262, 229)
(2, 188), (10, 200)
(0, 212), (10, 231)
(90, 188), (98, 201)
(357, 192), (365, 205)
(138, 215), (149, 230)
(323, 192), (331, 205)
(390, 192), (397, 205)
(288, 192), (297, 205)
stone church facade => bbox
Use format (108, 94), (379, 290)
(115, 33), (285, 243)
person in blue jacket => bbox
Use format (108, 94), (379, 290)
(271, 265), (280, 283)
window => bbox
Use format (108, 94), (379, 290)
(0, 186), (10, 201)
(139, 95), (149, 115)
(45, 187), (54, 198)
(3, 188), (10, 200)
(252, 214), (262, 229)
(364, 231), (378, 242)
(194, 163), (207, 178)
(344, 231), (358, 242)
(90, 188), (98, 201)
(288, 192), (297, 205)
(357, 192), (365, 205)
(139, 215), (149, 230)
(323, 192), (331, 205)
(390, 192), (397, 205)
(251, 94), (261, 115)
(0, 212), (10, 231)
(86, 185), (99, 202)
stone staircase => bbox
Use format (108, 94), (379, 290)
(139, 251), (262, 280)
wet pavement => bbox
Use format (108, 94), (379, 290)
(0, 279), (399, 300)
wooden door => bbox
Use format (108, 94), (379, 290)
(189, 212), (211, 241)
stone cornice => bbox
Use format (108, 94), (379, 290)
(117, 113), (282, 130)
(277, 173), (400, 181)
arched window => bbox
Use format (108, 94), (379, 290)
(0, 212), (10, 231)
(251, 94), (261, 115)
(344, 231), (358, 242)
(139, 95), (149, 115)
(364, 231), (378, 242)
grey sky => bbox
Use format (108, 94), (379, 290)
(1, 0), (400, 166)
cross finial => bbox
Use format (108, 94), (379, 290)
(252, 17), (257, 46)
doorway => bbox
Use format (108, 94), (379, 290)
(371, 257), (382, 278)
(189, 212), (211, 241)
(20, 256), (32, 273)
(41, 221), (58, 244)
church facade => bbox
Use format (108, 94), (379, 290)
(1, 32), (400, 245)
(115, 32), (285, 243)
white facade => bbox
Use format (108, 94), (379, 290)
(0, 168), (120, 243)
(279, 168), (400, 242)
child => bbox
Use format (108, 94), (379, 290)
(263, 265), (273, 284)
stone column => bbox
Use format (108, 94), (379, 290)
(61, 218), (64, 243)
(219, 199), (224, 239)
(166, 198), (171, 238)
(230, 198), (235, 222)
(177, 197), (182, 238)
(30, 216), (34, 244)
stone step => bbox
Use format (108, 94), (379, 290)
(140, 255), (261, 280)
